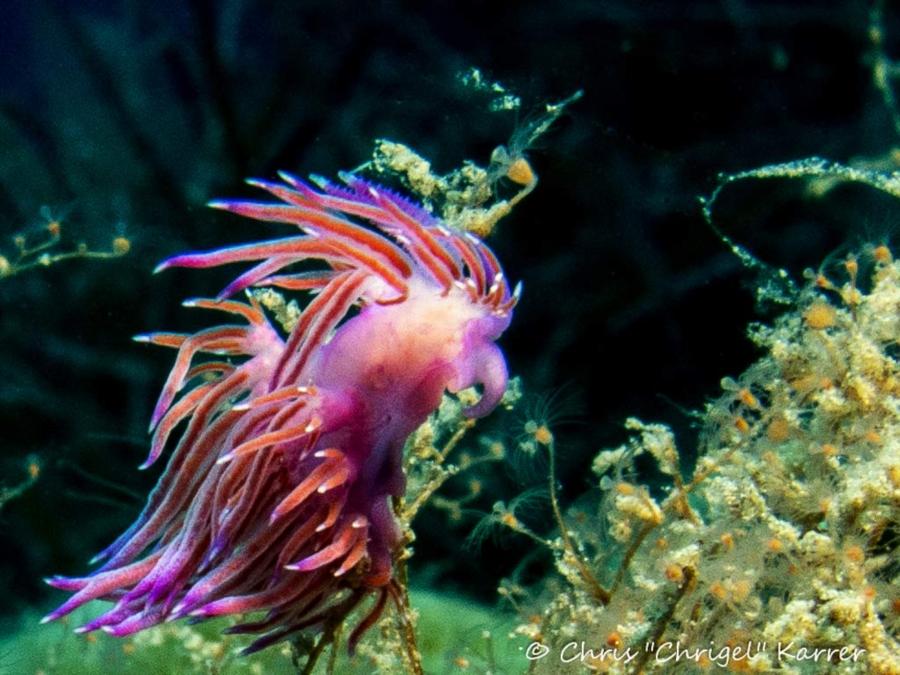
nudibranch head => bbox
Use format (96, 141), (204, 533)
(44, 171), (518, 654)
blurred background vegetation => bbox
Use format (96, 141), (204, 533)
(0, 0), (895, 633)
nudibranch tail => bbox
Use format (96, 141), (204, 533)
(45, 171), (519, 654)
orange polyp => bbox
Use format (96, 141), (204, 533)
(737, 388), (759, 409)
(506, 157), (535, 186)
(766, 417), (791, 443)
(873, 244), (893, 264)
(732, 579), (753, 602)
(664, 564), (684, 583)
(112, 236), (131, 255)
(864, 430), (882, 444)
(615, 482), (636, 495)
(533, 424), (553, 445)
(605, 632), (623, 649)
(501, 512), (520, 528)
(887, 465), (900, 488)
(803, 302), (836, 330)
(820, 443), (839, 458)
(844, 544), (865, 564)
(815, 274), (834, 289)
(709, 581), (728, 600)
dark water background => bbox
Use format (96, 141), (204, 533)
(0, 0), (891, 624)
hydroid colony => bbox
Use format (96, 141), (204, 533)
(509, 248), (900, 674)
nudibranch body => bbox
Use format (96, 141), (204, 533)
(44, 172), (517, 653)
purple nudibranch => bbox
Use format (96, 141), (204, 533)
(44, 171), (517, 654)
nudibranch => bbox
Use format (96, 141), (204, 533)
(44, 171), (518, 653)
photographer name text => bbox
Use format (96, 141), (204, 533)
(524, 639), (867, 668)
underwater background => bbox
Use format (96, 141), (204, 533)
(1, 1), (898, 673)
